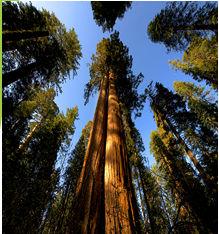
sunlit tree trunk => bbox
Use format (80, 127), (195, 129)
(72, 77), (109, 233)
(72, 71), (140, 233)
(104, 73), (139, 233)
(17, 121), (41, 153)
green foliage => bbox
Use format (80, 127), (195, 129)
(173, 82), (218, 186)
(174, 81), (217, 131)
(3, 1), (82, 89)
(64, 121), (92, 194)
(3, 1), (46, 32)
(146, 82), (217, 174)
(170, 36), (218, 89)
(3, 87), (79, 233)
(121, 108), (169, 233)
(85, 31), (144, 116)
(147, 2), (218, 51)
(137, 162), (170, 234)
(147, 82), (217, 232)
(91, 1), (132, 32)
(2, 7), (81, 230)
(41, 121), (92, 233)
(17, 88), (58, 119)
(150, 128), (216, 233)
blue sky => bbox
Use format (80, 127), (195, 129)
(31, 1), (198, 167)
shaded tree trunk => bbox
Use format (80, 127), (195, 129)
(3, 30), (49, 51)
(71, 76), (109, 233)
(54, 184), (71, 233)
(159, 142), (213, 233)
(138, 167), (156, 234)
(104, 73), (140, 233)
(3, 62), (39, 88)
(134, 167), (147, 222)
(155, 109), (213, 190)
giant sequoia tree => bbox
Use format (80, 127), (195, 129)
(71, 32), (143, 233)
(147, 1), (218, 51)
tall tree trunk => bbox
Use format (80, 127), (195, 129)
(138, 167), (156, 234)
(104, 73), (139, 233)
(156, 109), (212, 190)
(159, 142), (212, 233)
(3, 62), (39, 88)
(134, 166), (149, 232)
(17, 122), (41, 153)
(134, 167), (146, 222)
(54, 183), (71, 233)
(71, 76), (109, 233)
(3, 30), (49, 51)
(71, 73), (141, 233)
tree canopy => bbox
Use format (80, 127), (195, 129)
(170, 36), (218, 89)
(85, 31), (144, 116)
(3, 1), (82, 89)
(91, 1), (132, 32)
(2, 2), (218, 233)
(3, 86), (79, 233)
(147, 2), (218, 51)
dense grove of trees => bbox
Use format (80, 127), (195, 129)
(2, 1), (218, 234)
(2, 2), (81, 233)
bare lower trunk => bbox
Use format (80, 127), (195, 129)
(71, 74), (140, 233)
(104, 75), (139, 233)
(71, 77), (109, 233)
(134, 167), (148, 232)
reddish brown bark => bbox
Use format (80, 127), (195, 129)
(104, 73), (139, 233)
(71, 77), (109, 233)
(71, 73), (140, 233)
